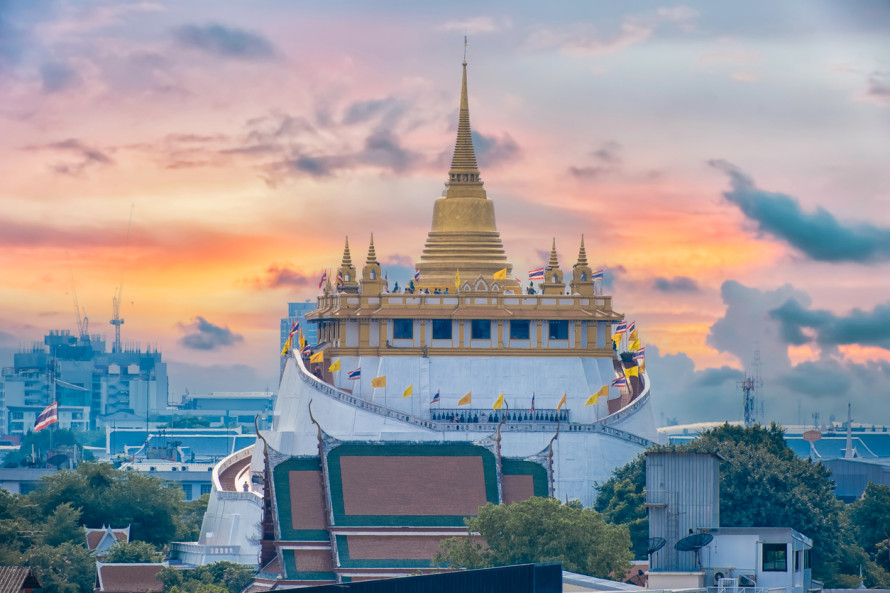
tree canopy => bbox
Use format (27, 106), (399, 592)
(103, 540), (164, 563)
(434, 496), (632, 578)
(157, 562), (255, 593)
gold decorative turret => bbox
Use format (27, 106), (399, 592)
(361, 234), (384, 294)
(570, 235), (595, 296)
(338, 237), (359, 293)
(540, 238), (566, 295)
(415, 48), (517, 292)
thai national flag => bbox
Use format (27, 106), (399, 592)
(611, 377), (627, 388)
(614, 321), (628, 335)
(347, 368), (361, 380)
(530, 395), (535, 413)
(592, 269), (604, 281)
(528, 267), (544, 281)
(34, 401), (58, 432)
(633, 347), (646, 361)
(430, 390), (440, 404)
(289, 321), (300, 338)
(414, 269), (421, 280)
(318, 271), (327, 289)
(627, 321), (636, 334)
(301, 343), (311, 356)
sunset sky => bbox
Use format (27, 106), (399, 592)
(2, 1), (889, 425)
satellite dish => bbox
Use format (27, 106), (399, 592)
(675, 532), (713, 551)
(647, 537), (666, 555)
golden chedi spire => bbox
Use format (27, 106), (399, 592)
(571, 235), (595, 296)
(541, 238), (566, 295)
(361, 234), (383, 295)
(338, 236), (359, 293)
(415, 40), (517, 292)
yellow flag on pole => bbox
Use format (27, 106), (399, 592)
(625, 366), (639, 378)
(585, 385), (608, 406)
(371, 376), (386, 388)
(458, 392), (472, 406)
(629, 339), (641, 351)
(280, 337), (291, 356)
(329, 359), (341, 372)
(630, 329), (639, 341)
(493, 268), (507, 280)
(298, 330), (306, 349)
(403, 384), (413, 398)
(309, 351), (324, 363)
(612, 333), (622, 345)
(557, 393), (567, 410)
(493, 393), (505, 410)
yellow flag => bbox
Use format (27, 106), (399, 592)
(403, 384), (413, 398)
(493, 268), (507, 280)
(309, 351), (324, 363)
(629, 339), (641, 351)
(556, 393), (567, 410)
(458, 392), (472, 406)
(630, 329), (638, 341)
(280, 337), (291, 356)
(585, 385), (608, 406)
(329, 359), (341, 372)
(371, 376), (386, 388)
(640, 359), (646, 373)
(493, 393), (505, 410)
(298, 330), (306, 349)
(612, 333), (622, 345)
(625, 366), (639, 378)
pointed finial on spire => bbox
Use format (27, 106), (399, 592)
(548, 238), (560, 268)
(341, 236), (352, 267)
(577, 235), (588, 266)
(366, 233), (377, 265)
(445, 42), (485, 198)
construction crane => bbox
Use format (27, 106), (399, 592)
(110, 206), (134, 353)
(68, 258), (89, 342)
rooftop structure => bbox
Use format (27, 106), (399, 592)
(193, 51), (657, 587)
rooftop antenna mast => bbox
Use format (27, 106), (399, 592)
(737, 347), (763, 427)
(111, 205), (134, 353)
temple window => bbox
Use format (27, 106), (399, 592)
(432, 319), (452, 340)
(370, 270), (376, 280)
(510, 320), (530, 340)
(548, 320), (568, 340)
(471, 319), (491, 340)
(551, 274), (558, 283)
(393, 319), (413, 340)
(581, 273), (587, 281)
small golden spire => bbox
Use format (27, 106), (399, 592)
(366, 233), (377, 265)
(548, 238), (560, 268)
(445, 41), (485, 199)
(340, 236), (353, 267)
(576, 235), (588, 266)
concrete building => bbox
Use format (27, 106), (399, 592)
(645, 452), (814, 593)
(1, 330), (168, 435)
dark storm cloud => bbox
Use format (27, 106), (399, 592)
(471, 130), (520, 167)
(769, 298), (890, 351)
(692, 366), (745, 387)
(777, 360), (852, 397)
(177, 317), (244, 351)
(173, 23), (277, 60)
(40, 61), (80, 93)
(653, 276), (700, 293)
(710, 160), (890, 262)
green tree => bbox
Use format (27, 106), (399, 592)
(177, 494), (210, 541)
(29, 462), (184, 545)
(848, 483), (890, 570)
(594, 454), (647, 558)
(434, 497), (632, 578)
(42, 502), (85, 547)
(23, 542), (96, 593)
(158, 562), (255, 593)
(104, 540), (164, 563)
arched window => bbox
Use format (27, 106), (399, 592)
(581, 273), (587, 281)
(370, 270), (376, 280)
(551, 274), (558, 283)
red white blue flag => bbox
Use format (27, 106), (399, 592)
(430, 390), (440, 404)
(592, 269), (604, 281)
(614, 321), (628, 335)
(414, 269), (420, 280)
(633, 347), (646, 361)
(611, 377), (627, 388)
(318, 270), (327, 289)
(530, 395), (535, 413)
(34, 401), (58, 432)
(347, 368), (361, 380)
(528, 267), (544, 281)
(627, 321), (636, 334)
